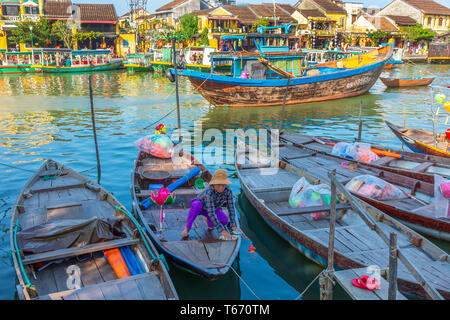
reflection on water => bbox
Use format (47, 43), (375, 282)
(0, 64), (449, 300)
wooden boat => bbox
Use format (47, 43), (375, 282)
(183, 46), (231, 72)
(34, 60), (123, 73)
(131, 150), (241, 280)
(174, 41), (393, 107)
(303, 49), (362, 67)
(32, 50), (123, 73)
(380, 77), (435, 87)
(386, 120), (450, 158)
(235, 149), (450, 299)
(262, 133), (450, 240)
(150, 48), (175, 72)
(11, 159), (178, 300)
(0, 49), (70, 74)
(278, 130), (450, 183)
(124, 53), (154, 72)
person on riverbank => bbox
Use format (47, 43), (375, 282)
(181, 170), (241, 240)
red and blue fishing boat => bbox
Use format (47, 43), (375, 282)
(170, 25), (393, 107)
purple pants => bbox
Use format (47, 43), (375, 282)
(185, 198), (228, 230)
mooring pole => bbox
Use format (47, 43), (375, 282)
(278, 76), (291, 131)
(388, 232), (398, 300)
(320, 169), (337, 300)
(89, 74), (101, 185)
(357, 100), (362, 142)
(172, 36), (182, 143)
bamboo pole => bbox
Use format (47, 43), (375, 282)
(89, 75), (101, 185)
(357, 100), (362, 142)
(320, 169), (337, 300)
(172, 37), (182, 143)
(388, 232), (398, 300)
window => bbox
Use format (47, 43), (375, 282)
(427, 17), (432, 25)
(24, 7), (39, 14)
(2, 5), (20, 16)
(438, 17), (443, 27)
(340, 17), (344, 27)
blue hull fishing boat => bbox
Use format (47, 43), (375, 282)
(170, 24), (393, 107)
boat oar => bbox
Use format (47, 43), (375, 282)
(258, 57), (296, 79)
(402, 191), (428, 206)
(308, 137), (403, 159)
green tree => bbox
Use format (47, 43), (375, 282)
(400, 24), (435, 42)
(178, 14), (198, 42)
(10, 17), (54, 47)
(52, 20), (73, 49)
(251, 18), (269, 32)
(74, 31), (101, 49)
(198, 27), (209, 46)
(367, 30), (391, 46)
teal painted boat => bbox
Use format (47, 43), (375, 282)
(32, 50), (123, 73)
(124, 53), (154, 72)
(34, 60), (123, 73)
(0, 49), (71, 74)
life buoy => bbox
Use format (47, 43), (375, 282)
(166, 68), (175, 82)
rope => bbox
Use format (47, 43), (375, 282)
(14, 219), (33, 288)
(212, 262), (261, 300)
(294, 270), (324, 300)
(143, 107), (177, 130)
(113, 205), (158, 261)
(0, 162), (36, 173)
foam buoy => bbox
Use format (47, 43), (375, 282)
(103, 248), (131, 279)
(166, 69), (175, 82)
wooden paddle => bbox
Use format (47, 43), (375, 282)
(258, 57), (296, 79)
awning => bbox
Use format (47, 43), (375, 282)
(1, 25), (18, 30)
(21, 0), (38, 7)
(221, 35), (245, 41)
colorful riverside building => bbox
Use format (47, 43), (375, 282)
(191, 4), (296, 50)
(1, 0), (121, 54)
(0, 0), (43, 51)
(293, 0), (347, 49)
(376, 0), (450, 36)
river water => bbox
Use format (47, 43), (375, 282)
(0, 64), (449, 300)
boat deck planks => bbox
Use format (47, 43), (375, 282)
(39, 272), (165, 300)
(133, 152), (241, 279)
(12, 159), (178, 300)
(333, 268), (407, 300)
(236, 154), (450, 298)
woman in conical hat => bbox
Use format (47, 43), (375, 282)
(182, 170), (241, 240)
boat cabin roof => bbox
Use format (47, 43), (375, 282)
(72, 49), (111, 56)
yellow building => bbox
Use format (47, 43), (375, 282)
(117, 33), (136, 57)
(377, 0), (450, 35)
(295, 0), (347, 31)
(0, 0), (43, 51)
(193, 6), (240, 49)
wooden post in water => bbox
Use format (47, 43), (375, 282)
(172, 37), (182, 143)
(320, 169), (337, 300)
(88, 74), (101, 185)
(430, 88), (437, 148)
(357, 100), (362, 142)
(388, 232), (398, 300)
(278, 76), (291, 131)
